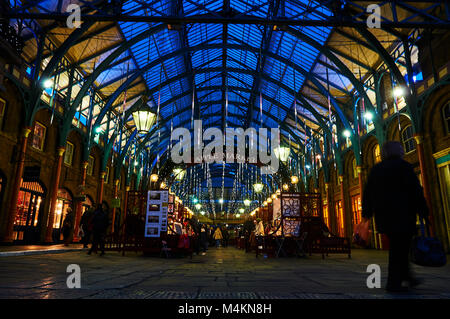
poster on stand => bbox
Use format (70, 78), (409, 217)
(145, 190), (169, 237)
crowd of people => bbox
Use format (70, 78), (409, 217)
(61, 202), (111, 256)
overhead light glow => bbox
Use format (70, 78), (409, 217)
(253, 183), (264, 193)
(239, 208), (245, 214)
(364, 111), (374, 121)
(291, 175), (299, 185)
(150, 174), (159, 182)
(244, 199), (251, 206)
(219, 198), (224, 204)
(42, 78), (53, 89)
(393, 86), (404, 98)
(274, 146), (290, 162)
(195, 203), (201, 210)
(343, 129), (351, 138)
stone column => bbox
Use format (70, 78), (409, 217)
(44, 146), (65, 243)
(123, 185), (130, 223)
(111, 179), (119, 234)
(3, 127), (31, 242)
(73, 161), (88, 242)
(339, 175), (347, 237)
(98, 171), (106, 204)
(414, 134), (435, 235)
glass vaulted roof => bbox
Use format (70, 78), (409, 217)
(9, 0), (428, 205)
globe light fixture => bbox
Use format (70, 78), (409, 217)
(193, 198), (199, 204)
(173, 168), (186, 180)
(267, 197), (272, 204)
(393, 86), (404, 98)
(195, 203), (201, 210)
(244, 199), (251, 206)
(42, 78), (53, 89)
(263, 201), (267, 206)
(219, 198), (224, 204)
(364, 111), (374, 121)
(160, 181), (167, 189)
(291, 175), (299, 185)
(343, 129), (351, 138)
(271, 193), (277, 199)
(200, 211), (206, 215)
(282, 184), (289, 191)
(253, 183), (264, 193)
(132, 100), (157, 134)
(150, 174), (159, 182)
(274, 146), (290, 163)
(236, 213), (241, 218)
(239, 208), (245, 214)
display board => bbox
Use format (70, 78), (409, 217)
(145, 190), (169, 237)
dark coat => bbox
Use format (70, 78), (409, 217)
(92, 208), (109, 234)
(362, 158), (428, 235)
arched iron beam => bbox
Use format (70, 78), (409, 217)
(87, 42), (353, 135)
(93, 66), (335, 135)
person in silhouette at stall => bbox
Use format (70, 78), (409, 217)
(362, 141), (429, 292)
(88, 204), (109, 256)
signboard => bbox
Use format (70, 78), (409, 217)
(145, 190), (169, 237)
(23, 166), (40, 182)
(111, 198), (121, 208)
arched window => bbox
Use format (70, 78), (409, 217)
(373, 144), (381, 164)
(401, 125), (415, 154)
(443, 101), (450, 135)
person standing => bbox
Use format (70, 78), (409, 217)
(88, 204), (109, 256)
(80, 207), (94, 248)
(200, 224), (208, 255)
(362, 141), (429, 292)
(222, 226), (229, 248)
(62, 207), (74, 246)
(213, 226), (223, 248)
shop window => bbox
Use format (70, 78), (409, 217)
(323, 204), (329, 229)
(373, 144), (381, 164)
(0, 97), (5, 130)
(82, 195), (93, 214)
(335, 200), (344, 237)
(87, 155), (95, 176)
(53, 189), (73, 240)
(351, 195), (362, 226)
(13, 180), (45, 242)
(401, 125), (415, 154)
(443, 102), (450, 135)
(31, 122), (46, 151)
(64, 141), (74, 166)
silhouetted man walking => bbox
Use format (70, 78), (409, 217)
(362, 141), (429, 292)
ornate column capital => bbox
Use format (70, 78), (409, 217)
(413, 134), (423, 145)
(57, 147), (66, 157)
(23, 127), (32, 138)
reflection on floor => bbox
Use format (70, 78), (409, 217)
(0, 246), (449, 299)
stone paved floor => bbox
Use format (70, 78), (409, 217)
(0, 247), (449, 299)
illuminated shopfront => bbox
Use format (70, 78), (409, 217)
(52, 188), (73, 241)
(13, 180), (46, 243)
